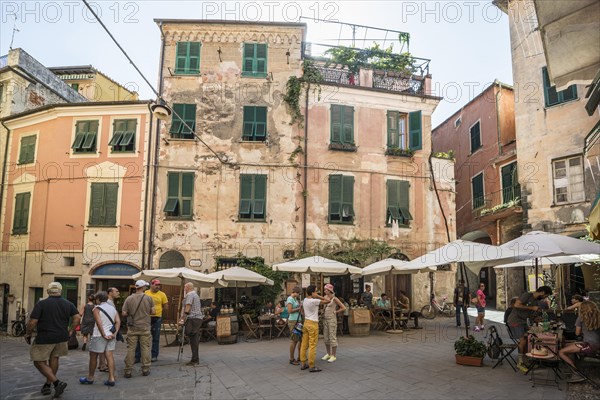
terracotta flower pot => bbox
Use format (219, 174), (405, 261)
(455, 354), (484, 366)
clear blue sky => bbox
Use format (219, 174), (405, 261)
(0, 0), (513, 127)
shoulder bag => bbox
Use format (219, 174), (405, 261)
(98, 306), (124, 342)
(290, 301), (304, 340)
(127, 294), (146, 327)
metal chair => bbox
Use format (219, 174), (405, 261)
(490, 326), (517, 372)
(242, 314), (259, 340)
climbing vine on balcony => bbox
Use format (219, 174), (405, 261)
(325, 42), (416, 75)
(283, 60), (323, 127)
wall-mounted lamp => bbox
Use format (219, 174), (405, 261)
(286, 49), (290, 64)
(217, 47), (223, 62)
(151, 99), (172, 121)
(266, 72), (274, 82)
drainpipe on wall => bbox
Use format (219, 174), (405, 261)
(495, 81), (502, 156)
(141, 106), (154, 269)
(0, 121), (12, 237)
(147, 22), (167, 270)
(428, 153), (451, 243)
(302, 86), (309, 254)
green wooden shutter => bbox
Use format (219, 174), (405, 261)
(386, 180), (400, 223)
(182, 104), (196, 135)
(188, 43), (201, 73)
(19, 135), (36, 164)
(104, 183), (118, 225)
(542, 67), (559, 107)
(13, 192), (31, 234)
(472, 174), (484, 209)
(328, 175), (342, 221)
(243, 106), (254, 139)
(342, 175), (355, 220)
(175, 42), (188, 73)
(470, 122), (481, 152)
(243, 44), (254, 74)
(255, 107), (267, 139)
(387, 111), (399, 148)
(170, 104), (184, 134)
(181, 173), (194, 217)
(164, 172), (180, 213)
(398, 180), (412, 222)
(89, 183), (104, 225)
(331, 105), (342, 143)
(342, 106), (354, 144)
(239, 174), (253, 217)
(501, 163), (518, 203)
(253, 174), (267, 218)
(408, 111), (422, 151)
(562, 84), (577, 102)
(256, 44), (267, 75)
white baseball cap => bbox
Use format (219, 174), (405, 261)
(135, 280), (149, 288)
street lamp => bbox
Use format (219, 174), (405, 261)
(150, 99), (172, 121)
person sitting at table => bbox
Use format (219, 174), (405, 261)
(558, 301), (600, 383)
(376, 294), (391, 309)
(261, 301), (274, 315)
(565, 295), (584, 312)
(275, 300), (288, 326)
(504, 297), (518, 325)
(506, 285), (553, 373)
(398, 290), (422, 329)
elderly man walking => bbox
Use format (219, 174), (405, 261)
(122, 280), (155, 378)
(25, 282), (80, 398)
(178, 283), (204, 366)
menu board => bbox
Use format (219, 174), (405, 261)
(216, 316), (231, 337)
(352, 309), (371, 324)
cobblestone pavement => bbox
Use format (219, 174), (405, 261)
(1, 315), (596, 400)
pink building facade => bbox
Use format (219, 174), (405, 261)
(1, 101), (150, 324)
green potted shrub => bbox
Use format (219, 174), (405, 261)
(454, 335), (486, 366)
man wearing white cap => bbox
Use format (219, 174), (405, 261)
(25, 282), (80, 397)
(122, 280), (155, 378)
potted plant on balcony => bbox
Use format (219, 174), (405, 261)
(454, 335), (486, 366)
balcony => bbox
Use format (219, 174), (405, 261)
(302, 42), (430, 96)
(473, 186), (522, 221)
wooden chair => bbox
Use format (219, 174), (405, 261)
(258, 315), (273, 340)
(274, 319), (288, 338)
(242, 314), (259, 340)
(202, 324), (216, 342)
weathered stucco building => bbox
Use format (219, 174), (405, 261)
(151, 20), (456, 309)
(50, 65), (139, 102)
(0, 101), (151, 326)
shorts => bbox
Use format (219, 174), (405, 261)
(30, 341), (68, 362)
(288, 321), (300, 341)
(575, 342), (599, 354)
(476, 307), (485, 314)
(510, 324), (527, 339)
(88, 335), (116, 353)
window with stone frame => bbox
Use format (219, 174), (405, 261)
(552, 156), (585, 204)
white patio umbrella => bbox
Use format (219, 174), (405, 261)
(205, 267), (274, 307)
(498, 231), (600, 289)
(273, 256), (362, 292)
(360, 258), (437, 331)
(493, 254), (600, 269)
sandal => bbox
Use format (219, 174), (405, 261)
(309, 367), (322, 373)
(79, 377), (94, 384)
(98, 368), (109, 372)
(289, 359), (299, 365)
(41, 383), (52, 395)
(300, 364), (309, 370)
(104, 380), (116, 387)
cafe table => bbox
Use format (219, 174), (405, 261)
(525, 327), (564, 389)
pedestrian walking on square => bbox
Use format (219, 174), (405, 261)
(179, 282), (203, 366)
(453, 280), (470, 328)
(135, 279), (168, 362)
(80, 294), (96, 352)
(361, 284), (373, 309)
(474, 283), (486, 332)
(286, 286), (302, 365)
(79, 291), (119, 386)
(321, 284), (346, 363)
(25, 282), (80, 398)
(299, 285), (330, 372)
(122, 280), (154, 378)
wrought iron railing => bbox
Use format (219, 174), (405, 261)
(312, 64), (360, 86)
(474, 185), (522, 218)
(372, 70), (424, 95)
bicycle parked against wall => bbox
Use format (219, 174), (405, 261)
(420, 294), (456, 319)
(11, 308), (27, 337)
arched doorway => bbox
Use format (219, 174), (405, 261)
(159, 251), (185, 269)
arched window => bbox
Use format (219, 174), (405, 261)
(159, 251), (185, 269)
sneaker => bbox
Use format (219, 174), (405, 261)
(124, 372), (132, 379)
(327, 356), (337, 363)
(517, 362), (529, 374)
(41, 383), (52, 396)
(321, 354), (330, 361)
(473, 326), (480, 332)
(186, 361), (199, 366)
(142, 370), (150, 376)
(151, 357), (158, 362)
(53, 381), (67, 398)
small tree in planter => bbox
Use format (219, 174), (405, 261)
(454, 335), (486, 366)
